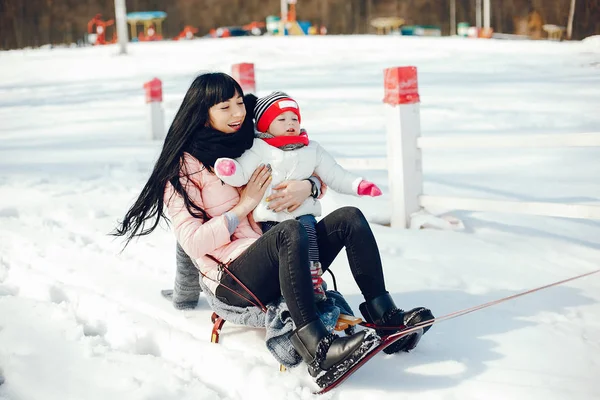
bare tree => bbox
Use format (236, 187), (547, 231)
(1, 0), (598, 50)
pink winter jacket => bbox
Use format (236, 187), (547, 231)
(164, 152), (262, 293)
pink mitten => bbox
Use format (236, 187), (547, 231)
(216, 159), (236, 177)
(357, 180), (382, 197)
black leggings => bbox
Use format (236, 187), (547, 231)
(215, 206), (388, 328)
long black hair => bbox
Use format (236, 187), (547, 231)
(112, 72), (257, 247)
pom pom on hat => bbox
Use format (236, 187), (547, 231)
(254, 91), (301, 133)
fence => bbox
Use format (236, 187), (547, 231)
(336, 66), (600, 228)
(153, 63), (600, 228)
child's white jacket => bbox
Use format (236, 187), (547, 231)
(215, 138), (363, 222)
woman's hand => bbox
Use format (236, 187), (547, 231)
(267, 179), (312, 213)
(231, 164), (271, 219)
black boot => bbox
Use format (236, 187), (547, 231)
(290, 319), (380, 388)
(359, 293), (434, 354)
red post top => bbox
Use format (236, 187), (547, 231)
(383, 66), (420, 106)
(231, 63), (256, 94)
(143, 78), (163, 103)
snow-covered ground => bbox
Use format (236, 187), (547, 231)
(1, 35), (599, 400)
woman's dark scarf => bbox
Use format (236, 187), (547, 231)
(186, 94), (257, 170)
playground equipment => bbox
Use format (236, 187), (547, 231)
(400, 25), (442, 37)
(206, 21), (266, 39)
(243, 21), (267, 36)
(127, 11), (166, 42)
(543, 24), (566, 41)
(272, 0), (315, 36)
(174, 26), (198, 40)
(207, 26), (249, 38)
(370, 17), (405, 35)
(87, 14), (115, 45)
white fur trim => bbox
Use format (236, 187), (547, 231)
(352, 177), (364, 195)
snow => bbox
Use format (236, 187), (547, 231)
(1, 35), (599, 400)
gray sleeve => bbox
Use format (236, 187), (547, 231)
(172, 243), (201, 310)
(308, 176), (322, 197)
(224, 211), (240, 234)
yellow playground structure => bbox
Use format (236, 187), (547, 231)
(127, 11), (167, 41)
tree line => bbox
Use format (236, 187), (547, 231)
(1, 0), (598, 49)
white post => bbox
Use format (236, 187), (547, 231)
(383, 66), (423, 228)
(114, 0), (128, 55)
(149, 102), (165, 141)
(281, 0), (288, 21)
(450, 0), (457, 36)
(280, 0), (288, 34)
(567, 0), (576, 40)
(143, 78), (165, 141)
(483, 0), (491, 29)
(476, 0), (482, 28)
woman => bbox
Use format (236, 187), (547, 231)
(113, 72), (433, 387)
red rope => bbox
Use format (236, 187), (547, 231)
(203, 254), (267, 312)
(200, 270), (264, 311)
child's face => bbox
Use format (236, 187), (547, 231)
(267, 111), (300, 137)
(208, 93), (246, 134)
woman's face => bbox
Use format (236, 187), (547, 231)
(208, 93), (246, 134)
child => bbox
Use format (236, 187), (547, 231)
(215, 91), (382, 301)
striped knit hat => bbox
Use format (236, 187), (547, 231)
(254, 91), (301, 133)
